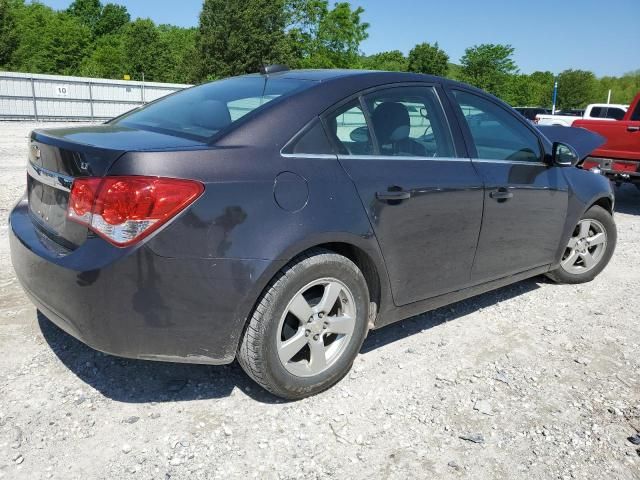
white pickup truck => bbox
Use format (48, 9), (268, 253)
(535, 103), (628, 126)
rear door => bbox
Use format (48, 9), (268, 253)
(326, 85), (484, 306)
(447, 88), (569, 282)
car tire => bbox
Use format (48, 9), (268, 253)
(237, 249), (370, 399)
(546, 205), (616, 284)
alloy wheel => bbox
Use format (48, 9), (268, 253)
(276, 278), (357, 377)
(561, 218), (608, 274)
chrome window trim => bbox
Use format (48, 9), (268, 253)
(280, 153), (337, 159)
(472, 158), (546, 166)
(336, 155), (471, 162)
(27, 162), (74, 192)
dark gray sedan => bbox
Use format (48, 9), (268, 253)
(10, 68), (616, 399)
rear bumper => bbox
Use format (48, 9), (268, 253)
(9, 198), (273, 365)
(583, 157), (640, 184)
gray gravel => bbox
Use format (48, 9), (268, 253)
(1, 122), (639, 479)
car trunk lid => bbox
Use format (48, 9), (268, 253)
(26, 124), (206, 250)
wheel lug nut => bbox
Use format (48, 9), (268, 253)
(305, 330), (310, 337)
(318, 312), (324, 318)
(323, 322), (328, 329)
(308, 317), (313, 323)
(313, 334), (319, 341)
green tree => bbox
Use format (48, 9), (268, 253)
(556, 69), (597, 109)
(157, 25), (198, 83)
(10, 4), (91, 74)
(407, 42), (448, 76)
(446, 62), (462, 80)
(595, 70), (640, 105)
(0, 0), (22, 67)
(314, 2), (368, 68)
(359, 50), (407, 71)
(528, 71), (554, 107)
(288, 1), (369, 69)
(121, 18), (164, 81)
(67, 0), (102, 33)
(459, 43), (517, 96)
(79, 33), (125, 78)
(501, 74), (531, 106)
(95, 3), (129, 36)
(197, 0), (292, 80)
(501, 71), (554, 107)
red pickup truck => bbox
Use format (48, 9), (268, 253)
(575, 92), (640, 187)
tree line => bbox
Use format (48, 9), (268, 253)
(1, 0), (638, 109)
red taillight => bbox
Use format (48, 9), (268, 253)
(69, 178), (101, 220)
(612, 161), (638, 173)
(68, 176), (204, 247)
(582, 160), (600, 170)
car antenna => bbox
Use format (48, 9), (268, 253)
(260, 64), (290, 75)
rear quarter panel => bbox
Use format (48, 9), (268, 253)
(108, 147), (390, 334)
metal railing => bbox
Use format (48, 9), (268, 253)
(0, 71), (191, 122)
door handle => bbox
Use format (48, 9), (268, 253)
(627, 126), (640, 132)
(489, 188), (514, 201)
(376, 190), (411, 201)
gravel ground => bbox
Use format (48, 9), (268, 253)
(1, 122), (639, 480)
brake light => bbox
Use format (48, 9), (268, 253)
(612, 161), (638, 173)
(68, 176), (204, 247)
(582, 160), (600, 170)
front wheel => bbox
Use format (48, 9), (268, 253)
(547, 205), (616, 284)
(238, 249), (370, 399)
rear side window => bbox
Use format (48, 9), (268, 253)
(590, 106), (605, 118)
(606, 107), (626, 120)
(112, 77), (314, 141)
(452, 90), (542, 162)
(283, 121), (334, 155)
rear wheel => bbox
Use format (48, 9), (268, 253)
(547, 205), (616, 284)
(238, 249), (370, 399)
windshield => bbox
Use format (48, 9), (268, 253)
(112, 76), (315, 141)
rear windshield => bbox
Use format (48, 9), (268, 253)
(112, 76), (315, 141)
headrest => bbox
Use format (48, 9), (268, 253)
(372, 102), (411, 144)
(190, 99), (232, 132)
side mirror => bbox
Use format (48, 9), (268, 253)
(552, 142), (580, 167)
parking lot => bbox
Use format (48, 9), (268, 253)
(0, 122), (639, 479)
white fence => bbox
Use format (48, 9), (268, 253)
(0, 71), (191, 122)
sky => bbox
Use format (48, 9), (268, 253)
(41, 0), (640, 77)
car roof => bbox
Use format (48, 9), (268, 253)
(243, 68), (452, 85)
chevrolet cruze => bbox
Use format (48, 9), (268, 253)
(10, 68), (616, 399)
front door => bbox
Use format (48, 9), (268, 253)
(325, 86), (484, 306)
(449, 89), (569, 282)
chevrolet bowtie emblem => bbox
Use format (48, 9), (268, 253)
(31, 143), (41, 160)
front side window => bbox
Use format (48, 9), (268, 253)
(453, 90), (542, 162)
(363, 86), (455, 158)
(112, 76), (314, 141)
